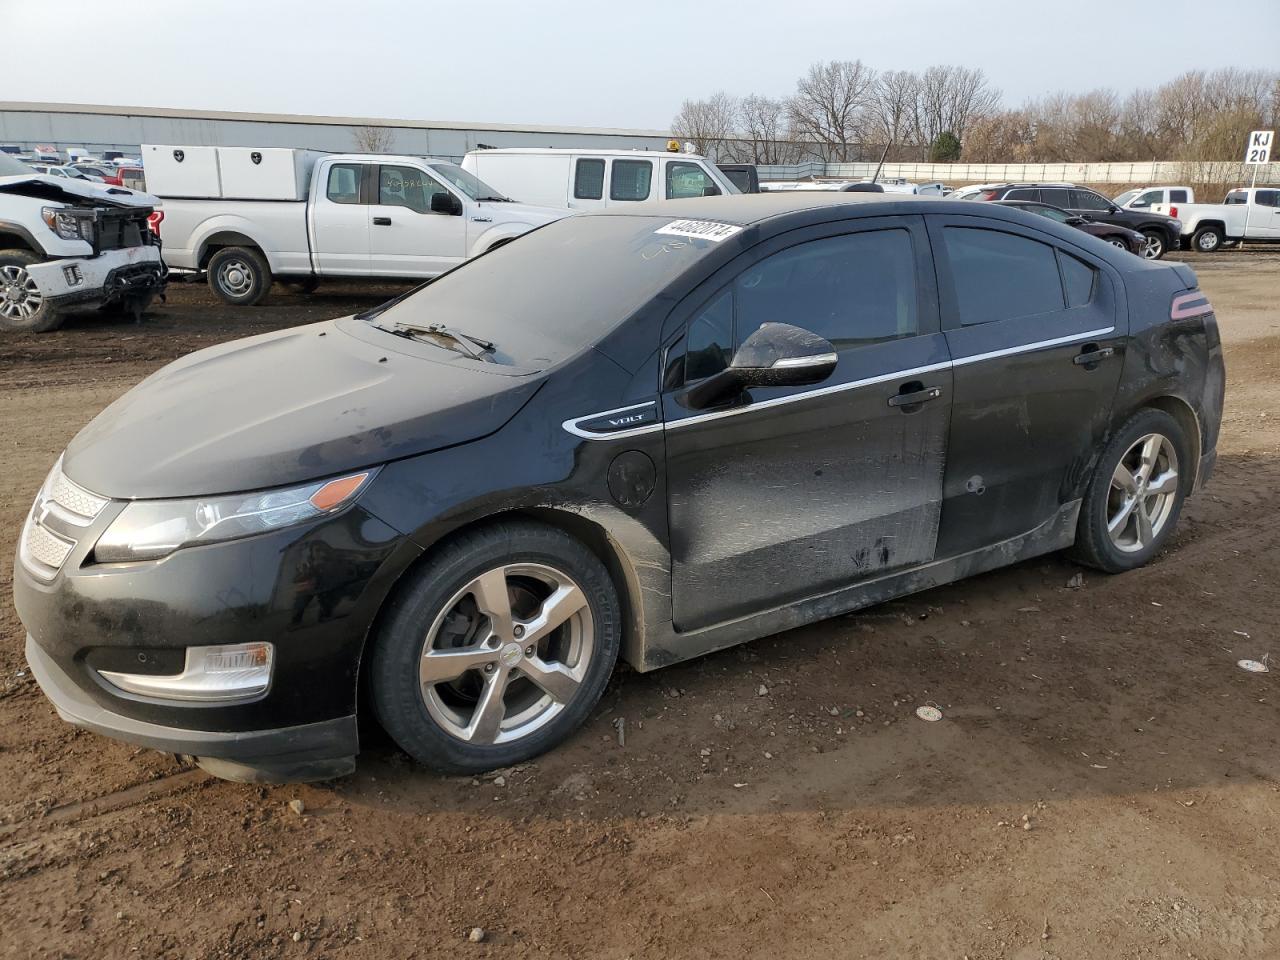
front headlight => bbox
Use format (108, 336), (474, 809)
(94, 470), (375, 563)
(40, 206), (95, 242)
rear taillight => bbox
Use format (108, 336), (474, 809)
(1171, 290), (1211, 320)
(146, 211), (163, 237)
(1168, 205), (1178, 219)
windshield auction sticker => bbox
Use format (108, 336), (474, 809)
(655, 219), (743, 242)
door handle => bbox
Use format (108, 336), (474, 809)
(1073, 344), (1115, 366)
(372, 216), (392, 226)
(887, 384), (942, 409)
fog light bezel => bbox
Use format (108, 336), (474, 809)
(97, 642), (274, 703)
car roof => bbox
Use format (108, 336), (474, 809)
(588, 191), (933, 226)
(470, 147), (708, 160)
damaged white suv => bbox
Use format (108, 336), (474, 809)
(0, 153), (165, 332)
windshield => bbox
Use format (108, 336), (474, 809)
(370, 214), (727, 367)
(427, 162), (504, 200)
(1113, 189), (1139, 206)
(0, 154), (33, 176)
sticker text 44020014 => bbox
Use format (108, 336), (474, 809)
(655, 219), (743, 243)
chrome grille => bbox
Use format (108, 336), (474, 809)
(18, 457), (110, 581)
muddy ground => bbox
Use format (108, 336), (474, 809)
(1, 253), (1279, 960)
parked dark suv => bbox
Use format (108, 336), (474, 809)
(971, 184), (1182, 259)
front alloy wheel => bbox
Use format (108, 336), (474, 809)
(369, 521), (620, 774)
(0, 263), (42, 323)
(419, 563), (594, 745)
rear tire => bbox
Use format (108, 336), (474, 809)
(1192, 225), (1224, 253)
(0, 249), (64, 333)
(368, 521), (621, 775)
(207, 246), (272, 306)
(1071, 408), (1192, 574)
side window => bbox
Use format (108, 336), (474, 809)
(378, 165), (448, 214)
(735, 229), (919, 349)
(666, 161), (719, 199)
(609, 159), (652, 201)
(943, 227), (1064, 325)
(1132, 190), (1162, 207)
(1169, 189), (1189, 203)
(1256, 190), (1280, 208)
(1004, 188), (1039, 201)
(684, 287), (734, 382)
(1225, 191), (1247, 205)
(1059, 252), (1096, 307)
(326, 164), (363, 204)
(1070, 190), (1111, 211)
(1039, 187), (1071, 207)
(573, 158), (604, 200)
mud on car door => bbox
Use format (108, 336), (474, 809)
(926, 215), (1127, 556)
(660, 216), (952, 632)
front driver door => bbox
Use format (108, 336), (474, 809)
(367, 164), (467, 277)
(662, 217), (953, 632)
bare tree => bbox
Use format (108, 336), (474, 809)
(352, 126), (394, 153)
(911, 65), (1000, 150)
(869, 70), (919, 155)
(671, 92), (740, 160)
(738, 95), (797, 164)
(788, 60), (877, 162)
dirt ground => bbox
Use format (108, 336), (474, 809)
(2, 254), (1279, 960)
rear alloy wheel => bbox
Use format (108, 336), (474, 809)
(0, 249), (64, 332)
(1140, 230), (1166, 260)
(1192, 225), (1224, 253)
(370, 522), (620, 774)
(1071, 408), (1192, 573)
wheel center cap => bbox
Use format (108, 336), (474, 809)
(499, 642), (524, 668)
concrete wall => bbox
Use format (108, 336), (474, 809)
(0, 103), (672, 161)
(759, 160), (1280, 185)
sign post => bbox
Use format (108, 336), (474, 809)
(1241, 130), (1274, 250)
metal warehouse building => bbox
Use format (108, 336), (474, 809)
(0, 102), (671, 160)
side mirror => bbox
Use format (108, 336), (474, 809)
(430, 191), (462, 216)
(1107, 204), (1119, 214)
(702, 185), (721, 197)
(683, 323), (837, 410)
(1079, 213), (1094, 222)
(1066, 215), (1087, 225)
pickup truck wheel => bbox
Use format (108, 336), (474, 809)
(1192, 225), (1224, 253)
(207, 246), (272, 306)
(0, 249), (64, 333)
(1139, 230), (1166, 260)
(368, 521), (621, 775)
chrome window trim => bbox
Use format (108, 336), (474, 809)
(562, 327), (1117, 440)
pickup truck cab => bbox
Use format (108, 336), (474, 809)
(460, 147), (740, 211)
(1113, 186), (1195, 210)
(0, 154), (165, 333)
(1153, 187), (1280, 252)
(147, 146), (567, 306)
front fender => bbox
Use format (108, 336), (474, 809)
(466, 222), (544, 258)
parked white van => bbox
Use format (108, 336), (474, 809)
(460, 148), (740, 211)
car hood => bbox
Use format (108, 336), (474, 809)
(63, 317), (544, 499)
(0, 173), (159, 208)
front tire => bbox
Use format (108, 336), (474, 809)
(0, 249), (64, 332)
(1140, 229), (1167, 260)
(1192, 225), (1224, 253)
(1071, 408), (1193, 573)
(207, 246), (272, 306)
(368, 521), (621, 775)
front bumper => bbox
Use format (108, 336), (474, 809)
(26, 245), (165, 307)
(26, 635), (357, 782)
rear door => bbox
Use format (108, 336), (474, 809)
(662, 216), (952, 631)
(1252, 189), (1280, 238)
(367, 163), (467, 276)
(927, 214), (1126, 557)
(310, 160), (370, 275)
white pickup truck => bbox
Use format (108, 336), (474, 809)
(1152, 186), (1280, 252)
(0, 153), (165, 332)
(145, 145), (568, 305)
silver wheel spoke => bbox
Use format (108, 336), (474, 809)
(1108, 495), (1138, 535)
(419, 646), (498, 685)
(1137, 436), (1162, 482)
(464, 667), (511, 743)
(1146, 468), (1178, 496)
(1113, 463), (1139, 496)
(520, 654), (582, 704)
(1135, 503), (1155, 547)
(519, 581), (587, 646)
(470, 567), (515, 641)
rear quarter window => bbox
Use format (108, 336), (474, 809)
(943, 227), (1065, 325)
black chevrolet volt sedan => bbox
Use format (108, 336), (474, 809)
(15, 194), (1224, 782)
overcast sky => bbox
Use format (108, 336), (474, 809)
(3, 0), (1277, 130)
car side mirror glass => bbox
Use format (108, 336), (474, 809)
(682, 322), (837, 410)
(430, 192), (462, 215)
